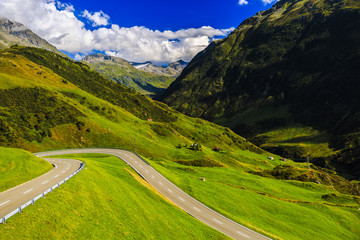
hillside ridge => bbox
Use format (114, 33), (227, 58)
(82, 53), (175, 97)
(131, 59), (188, 78)
(0, 17), (64, 56)
(160, 0), (360, 178)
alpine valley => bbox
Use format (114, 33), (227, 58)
(0, 0), (359, 239)
(82, 53), (185, 97)
(160, 0), (360, 179)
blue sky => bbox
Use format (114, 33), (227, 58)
(72, 0), (273, 31)
(0, 0), (276, 64)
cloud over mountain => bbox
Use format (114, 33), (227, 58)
(82, 10), (110, 27)
(0, 0), (233, 63)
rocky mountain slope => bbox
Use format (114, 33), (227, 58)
(0, 17), (63, 56)
(160, 0), (360, 178)
(132, 60), (188, 78)
(82, 53), (175, 97)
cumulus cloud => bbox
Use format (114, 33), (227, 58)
(261, 0), (278, 4)
(93, 25), (233, 63)
(89, 25), (233, 63)
(237, 0), (277, 6)
(82, 10), (110, 27)
(0, 0), (234, 63)
(74, 53), (84, 61)
(238, 0), (249, 5)
(55, 1), (74, 12)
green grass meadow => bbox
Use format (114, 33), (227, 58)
(0, 46), (359, 240)
(2, 151), (358, 240)
(145, 153), (360, 240)
(0, 154), (228, 240)
(0, 147), (52, 192)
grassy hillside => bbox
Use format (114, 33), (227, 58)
(148, 155), (360, 240)
(0, 45), (261, 165)
(159, 0), (360, 178)
(0, 147), (52, 192)
(0, 46), (359, 239)
(5, 151), (357, 240)
(0, 154), (228, 239)
(82, 54), (174, 97)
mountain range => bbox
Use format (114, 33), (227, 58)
(160, 0), (360, 178)
(0, 2), (359, 239)
(82, 53), (175, 96)
(0, 17), (183, 97)
(131, 60), (188, 78)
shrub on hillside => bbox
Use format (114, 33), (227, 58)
(175, 158), (224, 167)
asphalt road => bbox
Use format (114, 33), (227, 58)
(0, 158), (81, 220)
(36, 149), (271, 240)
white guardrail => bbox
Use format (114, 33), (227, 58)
(0, 161), (85, 224)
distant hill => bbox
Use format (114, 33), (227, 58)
(160, 0), (360, 178)
(0, 45), (262, 156)
(131, 60), (188, 78)
(0, 17), (64, 56)
(82, 53), (175, 97)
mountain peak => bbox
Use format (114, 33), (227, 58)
(0, 17), (63, 56)
(176, 59), (187, 65)
(82, 53), (130, 65)
(131, 59), (188, 77)
(130, 61), (152, 67)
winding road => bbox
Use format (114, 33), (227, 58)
(0, 158), (81, 220)
(1, 148), (271, 240)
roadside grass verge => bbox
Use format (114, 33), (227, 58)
(0, 147), (52, 192)
(0, 154), (228, 240)
(148, 157), (360, 240)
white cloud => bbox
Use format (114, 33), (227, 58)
(96, 25), (234, 63)
(74, 53), (84, 61)
(261, 0), (278, 4)
(56, 1), (74, 12)
(0, 0), (234, 63)
(82, 10), (110, 27)
(238, 0), (249, 5)
(237, 0), (278, 6)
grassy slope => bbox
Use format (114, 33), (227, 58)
(147, 155), (360, 240)
(0, 154), (228, 240)
(0, 46), (261, 160)
(5, 151), (358, 240)
(0, 147), (52, 192)
(224, 106), (338, 160)
(0, 46), (359, 239)
(160, 0), (360, 177)
(253, 125), (338, 157)
(84, 60), (174, 96)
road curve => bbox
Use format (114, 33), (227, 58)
(37, 149), (271, 240)
(0, 158), (81, 220)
